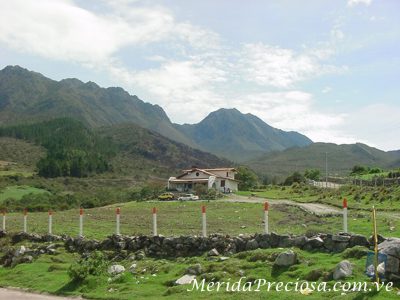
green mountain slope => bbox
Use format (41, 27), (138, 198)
(0, 65), (193, 146)
(247, 142), (400, 179)
(177, 108), (312, 162)
(97, 123), (232, 178)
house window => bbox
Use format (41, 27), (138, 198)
(221, 180), (225, 187)
(226, 172), (229, 177)
(196, 172), (200, 177)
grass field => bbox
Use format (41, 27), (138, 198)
(2, 199), (399, 239)
(0, 185), (50, 203)
(0, 243), (398, 299)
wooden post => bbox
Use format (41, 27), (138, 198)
(116, 207), (121, 235)
(264, 201), (269, 234)
(2, 210), (5, 231)
(372, 206), (379, 284)
(79, 208), (83, 237)
(23, 208), (27, 233)
(343, 198), (348, 233)
(152, 207), (157, 236)
(202, 205), (207, 237)
(48, 210), (53, 235)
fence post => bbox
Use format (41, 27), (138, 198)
(343, 198), (348, 233)
(202, 205), (207, 237)
(79, 208), (83, 237)
(264, 201), (269, 234)
(23, 208), (27, 233)
(152, 207), (157, 236)
(48, 210), (53, 235)
(2, 210), (5, 231)
(116, 207), (121, 235)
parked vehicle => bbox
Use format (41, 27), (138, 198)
(178, 193), (199, 201)
(158, 192), (175, 200)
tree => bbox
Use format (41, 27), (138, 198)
(236, 166), (258, 191)
(284, 171), (305, 186)
(351, 165), (367, 175)
(304, 169), (320, 180)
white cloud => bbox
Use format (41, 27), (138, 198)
(238, 43), (345, 88)
(0, 0), (218, 67)
(348, 0), (372, 7)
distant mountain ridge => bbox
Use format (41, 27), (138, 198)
(176, 108), (312, 161)
(247, 142), (400, 179)
(0, 65), (313, 161)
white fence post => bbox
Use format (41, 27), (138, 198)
(79, 208), (83, 237)
(202, 205), (207, 237)
(48, 210), (53, 235)
(2, 210), (5, 231)
(343, 198), (348, 233)
(264, 201), (269, 234)
(116, 207), (120, 235)
(23, 209), (27, 233)
(152, 207), (157, 236)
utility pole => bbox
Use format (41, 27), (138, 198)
(325, 152), (328, 188)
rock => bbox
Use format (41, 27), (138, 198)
(349, 234), (369, 247)
(246, 239), (259, 250)
(135, 250), (145, 260)
(274, 250), (297, 267)
(219, 257), (230, 261)
(333, 260), (353, 280)
(208, 248), (219, 256)
(186, 263), (202, 275)
(14, 246), (26, 257)
(332, 235), (351, 242)
(108, 264), (125, 276)
(129, 263), (137, 274)
(175, 274), (196, 285)
(307, 237), (324, 248)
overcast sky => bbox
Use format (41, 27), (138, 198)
(0, 0), (399, 150)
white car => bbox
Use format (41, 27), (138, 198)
(178, 194), (199, 201)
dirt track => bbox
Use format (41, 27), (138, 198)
(0, 288), (80, 300)
(220, 195), (342, 216)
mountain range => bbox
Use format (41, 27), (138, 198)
(0, 65), (399, 179)
(0, 65), (311, 162)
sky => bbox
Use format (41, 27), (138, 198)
(0, 0), (399, 150)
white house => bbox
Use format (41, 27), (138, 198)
(168, 167), (239, 193)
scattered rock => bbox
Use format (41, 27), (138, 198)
(208, 248), (219, 257)
(129, 263), (137, 274)
(219, 256), (230, 261)
(274, 250), (297, 267)
(246, 239), (258, 250)
(14, 245), (26, 257)
(108, 264), (125, 276)
(175, 274), (196, 285)
(333, 260), (353, 280)
(186, 263), (202, 275)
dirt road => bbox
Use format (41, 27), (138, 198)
(0, 288), (80, 300)
(220, 195), (342, 216)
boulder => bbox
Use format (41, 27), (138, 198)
(349, 234), (369, 247)
(129, 263), (137, 274)
(14, 245), (26, 257)
(245, 239), (259, 250)
(186, 263), (203, 275)
(333, 260), (352, 280)
(274, 250), (297, 267)
(208, 248), (219, 256)
(175, 274), (196, 285)
(108, 264), (125, 276)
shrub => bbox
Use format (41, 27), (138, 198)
(68, 251), (108, 282)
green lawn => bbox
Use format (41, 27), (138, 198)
(0, 244), (398, 299)
(2, 199), (398, 239)
(0, 185), (50, 203)
(0, 170), (34, 177)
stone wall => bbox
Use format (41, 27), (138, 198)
(1, 230), (373, 257)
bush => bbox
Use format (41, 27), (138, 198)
(283, 172), (305, 186)
(68, 251), (108, 282)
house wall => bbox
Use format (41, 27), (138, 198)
(179, 171), (210, 180)
(211, 170), (235, 179)
(215, 178), (238, 192)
